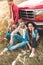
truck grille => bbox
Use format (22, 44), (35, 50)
(19, 10), (34, 18)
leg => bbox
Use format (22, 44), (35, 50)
(6, 32), (11, 40)
(8, 41), (27, 51)
(31, 38), (38, 53)
(10, 34), (25, 45)
(27, 43), (32, 51)
(29, 38), (38, 57)
(13, 34), (25, 42)
(1, 32), (11, 43)
(31, 48), (36, 54)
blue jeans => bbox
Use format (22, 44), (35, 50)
(6, 32), (11, 40)
(8, 34), (28, 51)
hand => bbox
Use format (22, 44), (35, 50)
(9, 40), (13, 46)
(32, 27), (34, 32)
(32, 27), (34, 34)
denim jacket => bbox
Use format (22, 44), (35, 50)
(25, 29), (39, 42)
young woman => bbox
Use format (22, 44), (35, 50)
(26, 22), (39, 57)
(0, 19), (16, 42)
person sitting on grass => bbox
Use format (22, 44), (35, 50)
(1, 19), (16, 42)
(26, 22), (39, 57)
(0, 19), (29, 55)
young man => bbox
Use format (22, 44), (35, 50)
(8, 19), (29, 51)
(8, 0), (19, 24)
(0, 19), (29, 55)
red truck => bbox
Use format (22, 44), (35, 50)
(18, 0), (43, 30)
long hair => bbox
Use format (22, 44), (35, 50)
(26, 22), (36, 29)
(26, 22), (37, 39)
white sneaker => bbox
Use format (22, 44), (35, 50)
(29, 53), (36, 58)
(0, 52), (3, 55)
(0, 48), (8, 56)
(12, 61), (16, 65)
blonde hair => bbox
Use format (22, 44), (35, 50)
(8, 19), (14, 27)
(8, 19), (15, 31)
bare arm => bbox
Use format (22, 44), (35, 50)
(10, 26), (20, 41)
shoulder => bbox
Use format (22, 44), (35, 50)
(13, 3), (18, 9)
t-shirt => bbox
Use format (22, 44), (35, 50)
(22, 29), (26, 38)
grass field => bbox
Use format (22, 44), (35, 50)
(0, 33), (43, 65)
(0, 1), (43, 65)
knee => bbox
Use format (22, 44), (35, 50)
(6, 33), (11, 39)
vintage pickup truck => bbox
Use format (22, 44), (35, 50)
(18, 0), (43, 30)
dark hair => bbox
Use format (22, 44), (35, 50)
(8, 0), (13, 2)
(26, 22), (36, 29)
(26, 22), (37, 40)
